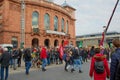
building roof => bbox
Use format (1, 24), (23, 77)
(76, 31), (120, 38)
(61, 1), (76, 10)
(44, 0), (54, 3)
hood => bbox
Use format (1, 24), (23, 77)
(93, 53), (106, 61)
(41, 47), (46, 52)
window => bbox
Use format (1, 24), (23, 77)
(66, 20), (69, 33)
(11, 37), (18, 48)
(44, 13), (50, 30)
(54, 16), (58, 31)
(32, 11), (39, 28)
(61, 18), (64, 32)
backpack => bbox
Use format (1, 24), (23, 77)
(115, 56), (120, 80)
(94, 61), (105, 74)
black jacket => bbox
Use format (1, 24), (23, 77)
(0, 51), (11, 67)
(24, 49), (32, 62)
(110, 48), (120, 80)
(72, 49), (80, 59)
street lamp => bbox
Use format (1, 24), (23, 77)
(20, 0), (25, 48)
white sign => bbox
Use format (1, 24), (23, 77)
(46, 30), (66, 35)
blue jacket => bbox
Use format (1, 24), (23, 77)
(110, 48), (120, 80)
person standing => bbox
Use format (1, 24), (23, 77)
(23, 48), (32, 75)
(110, 39), (120, 80)
(17, 48), (22, 67)
(12, 48), (19, 70)
(72, 47), (82, 73)
(46, 48), (51, 65)
(89, 46), (95, 57)
(40, 47), (47, 71)
(89, 48), (110, 80)
(0, 48), (11, 80)
(0, 47), (3, 80)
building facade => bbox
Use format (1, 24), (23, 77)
(76, 32), (120, 48)
(0, 0), (76, 48)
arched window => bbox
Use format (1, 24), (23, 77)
(44, 13), (50, 30)
(54, 16), (58, 31)
(66, 20), (69, 33)
(61, 18), (64, 32)
(32, 11), (39, 28)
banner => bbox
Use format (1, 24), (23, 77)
(59, 45), (64, 59)
(64, 40), (69, 46)
(79, 41), (83, 48)
(99, 32), (105, 46)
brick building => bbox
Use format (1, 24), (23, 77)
(0, 0), (76, 48)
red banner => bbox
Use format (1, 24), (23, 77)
(64, 40), (69, 46)
(99, 32), (105, 46)
(59, 45), (64, 59)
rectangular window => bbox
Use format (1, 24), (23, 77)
(11, 37), (18, 48)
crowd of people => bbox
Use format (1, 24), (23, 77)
(0, 39), (120, 80)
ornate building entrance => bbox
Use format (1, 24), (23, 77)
(54, 39), (58, 47)
(32, 38), (39, 48)
(44, 39), (50, 47)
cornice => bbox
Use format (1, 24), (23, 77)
(8, 0), (75, 20)
(26, 1), (71, 17)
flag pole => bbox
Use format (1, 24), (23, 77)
(101, 0), (119, 47)
(105, 0), (119, 33)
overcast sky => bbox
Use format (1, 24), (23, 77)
(54, 0), (120, 36)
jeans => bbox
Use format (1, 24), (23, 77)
(9, 58), (13, 68)
(25, 61), (31, 74)
(47, 58), (50, 65)
(73, 59), (82, 70)
(13, 59), (17, 70)
(42, 58), (47, 69)
(79, 56), (83, 64)
(1, 66), (9, 80)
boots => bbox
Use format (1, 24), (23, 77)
(42, 68), (46, 71)
(71, 68), (75, 73)
(79, 70), (83, 73)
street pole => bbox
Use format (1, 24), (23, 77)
(20, 0), (25, 48)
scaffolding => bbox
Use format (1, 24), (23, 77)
(20, 0), (25, 48)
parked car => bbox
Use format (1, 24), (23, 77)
(0, 44), (13, 50)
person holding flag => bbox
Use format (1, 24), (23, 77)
(59, 45), (64, 64)
(99, 32), (105, 47)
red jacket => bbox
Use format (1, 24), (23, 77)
(89, 53), (110, 80)
(40, 47), (47, 59)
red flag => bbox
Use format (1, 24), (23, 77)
(99, 32), (105, 46)
(64, 40), (69, 46)
(59, 45), (64, 59)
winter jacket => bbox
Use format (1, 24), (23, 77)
(110, 48), (120, 80)
(0, 51), (11, 67)
(73, 49), (80, 59)
(24, 49), (32, 62)
(12, 50), (19, 59)
(40, 47), (47, 59)
(89, 53), (110, 80)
